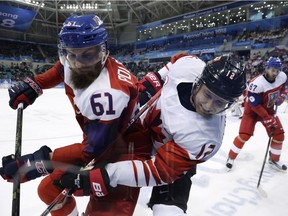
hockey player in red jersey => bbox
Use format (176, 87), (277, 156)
(226, 57), (288, 171)
(0, 14), (152, 216)
(57, 54), (247, 215)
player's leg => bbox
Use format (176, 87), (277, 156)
(84, 186), (140, 216)
(38, 170), (78, 216)
(226, 113), (256, 170)
(148, 167), (196, 216)
(38, 143), (89, 216)
(266, 117), (287, 171)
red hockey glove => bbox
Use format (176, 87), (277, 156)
(138, 72), (163, 106)
(60, 167), (113, 197)
(0, 146), (52, 183)
(9, 77), (43, 109)
(262, 115), (278, 130)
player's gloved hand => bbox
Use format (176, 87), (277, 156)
(262, 115), (278, 130)
(275, 93), (287, 106)
(60, 166), (112, 197)
(9, 77), (43, 109)
(138, 72), (163, 106)
(0, 146), (52, 183)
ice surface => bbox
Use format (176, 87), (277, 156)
(0, 89), (287, 216)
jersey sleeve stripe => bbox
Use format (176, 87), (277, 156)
(131, 160), (139, 187)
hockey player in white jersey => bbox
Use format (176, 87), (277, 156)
(58, 54), (247, 215)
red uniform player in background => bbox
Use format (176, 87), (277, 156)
(226, 57), (287, 171)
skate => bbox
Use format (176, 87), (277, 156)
(268, 157), (287, 172)
(226, 158), (234, 171)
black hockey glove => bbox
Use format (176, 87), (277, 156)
(0, 146), (52, 183)
(60, 166), (113, 197)
(9, 77), (43, 109)
(138, 72), (164, 106)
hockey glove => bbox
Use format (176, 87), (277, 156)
(275, 93), (287, 106)
(0, 146), (52, 183)
(60, 167), (112, 197)
(262, 115), (278, 130)
(138, 72), (163, 106)
(9, 77), (43, 109)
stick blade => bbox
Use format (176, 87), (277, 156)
(257, 186), (268, 198)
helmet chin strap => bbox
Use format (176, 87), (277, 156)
(215, 102), (234, 115)
(190, 82), (201, 109)
(100, 42), (109, 69)
(101, 50), (109, 68)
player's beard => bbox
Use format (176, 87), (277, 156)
(70, 61), (102, 89)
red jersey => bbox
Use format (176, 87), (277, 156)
(245, 71), (287, 117)
(34, 57), (139, 158)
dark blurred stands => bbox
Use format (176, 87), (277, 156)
(0, 27), (288, 83)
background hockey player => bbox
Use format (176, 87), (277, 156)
(230, 94), (245, 118)
(226, 57), (287, 171)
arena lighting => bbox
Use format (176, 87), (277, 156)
(14, 0), (45, 7)
(59, 2), (112, 11)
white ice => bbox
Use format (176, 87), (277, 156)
(0, 88), (287, 216)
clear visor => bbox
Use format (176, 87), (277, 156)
(206, 87), (232, 112)
(194, 85), (233, 117)
(58, 44), (106, 68)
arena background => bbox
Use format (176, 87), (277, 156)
(0, 0), (288, 85)
(0, 1), (288, 215)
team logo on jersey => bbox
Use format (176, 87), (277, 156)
(267, 91), (279, 108)
(35, 160), (49, 175)
(249, 96), (255, 102)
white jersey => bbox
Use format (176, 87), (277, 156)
(64, 62), (130, 121)
(106, 55), (226, 187)
(247, 71), (287, 111)
(63, 56), (139, 156)
(248, 71), (286, 94)
(159, 56), (225, 161)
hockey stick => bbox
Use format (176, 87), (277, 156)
(283, 101), (288, 113)
(40, 157), (97, 216)
(256, 130), (273, 198)
(40, 90), (161, 216)
(40, 188), (70, 216)
(256, 105), (278, 197)
(12, 103), (24, 216)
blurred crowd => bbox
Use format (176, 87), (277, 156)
(0, 27), (288, 83)
(1, 48), (288, 83)
(0, 61), (34, 82)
